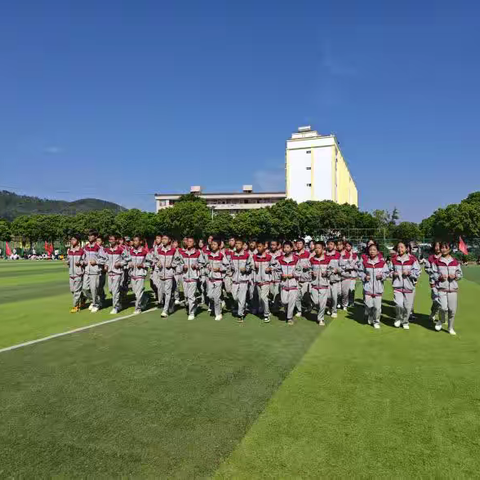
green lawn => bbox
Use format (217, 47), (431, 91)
(1, 261), (479, 477)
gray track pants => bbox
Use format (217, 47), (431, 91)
(174, 274), (182, 301)
(438, 291), (458, 330)
(329, 282), (340, 313)
(257, 284), (270, 317)
(394, 290), (415, 325)
(232, 282), (248, 317)
(98, 273), (106, 305)
(430, 286), (440, 318)
(207, 280), (223, 316)
(224, 275), (232, 294)
(270, 282), (280, 311)
(365, 294), (382, 325)
(341, 278), (356, 307)
(281, 288), (297, 320)
(295, 282), (310, 313)
(183, 280), (198, 315)
(69, 276), (83, 307)
(310, 287), (328, 323)
(248, 280), (258, 312)
(108, 274), (123, 311)
(158, 278), (175, 314)
(83, 274), (101, 308)
(131, 277), (147, 311)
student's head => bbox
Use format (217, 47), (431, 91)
(283, 240), (293, 255)
(96, 237), (103, 246)
(155, 234), (162, 245)
(327, 239), (336, 251)
(132, 235), (142, 249)
(70, 235), (80, 247)
(186, 237), (195, 249)
(207, 235), (214, 245)
(368, 243), (379, 259)
(198, 239), (205, 248)
(309, 240), (315, 251)
(220, 239), (225, 250)
(257, 242), (266, 254)
(249, 239), (257, 251)
(396, 241), (407, 256)
(406, 243), (413, 254)
(161, 234), (170, 246)
(172, 239), (179, 249)
(228, 237), (236, 248)
(88, 230), (98, 243)
(182, 237), (188, 248)
(367, 238), (375, 247)
(314, 240), (325, 256)
(296, 239), (305, 252)
(432, 241), (441, 255)
(336, 240), (344, 251)
(345, 240), (352, 252)
(118, 237), (125, 246)
(270, 240), (279, 252)
(124, 236), (131, 246)
(210, 238), (220, 252)
(108, 234), (118, 247)
(440, 241), (451, 256)
(235, 238), (244, 252)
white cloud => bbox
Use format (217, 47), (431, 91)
(253, 168), (285, 192)
(43, 146), (63, 154)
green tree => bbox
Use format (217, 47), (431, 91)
(391, 222), (422, 241)
(163, 201), (211, 239)
(269, 200), (300, 240)
(11, 215), (41, 245)
(210, 213), (234, 238)
(0, 219), (11, 241)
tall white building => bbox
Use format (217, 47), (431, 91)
(286, 126), (358, 206)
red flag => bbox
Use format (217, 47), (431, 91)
(48, 243), (54, 254)
(44, 241), (49, 254)
(459, 236), (468, 256)
(5, 241), (12, 256)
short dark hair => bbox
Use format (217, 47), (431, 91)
(327, 238), (336, 244)
(88, 229), (98, 237)
(283, 240), (293, 248)
(71, 233), (81, 240)
(315, 240), (326, 248)
(296, 238), (305, 244)
(440, 241), (452, 249)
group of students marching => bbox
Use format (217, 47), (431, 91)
(66, 232), (462, 334)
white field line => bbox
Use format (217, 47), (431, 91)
(0, 307), (157, 354)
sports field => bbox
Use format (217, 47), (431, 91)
(1, 261), (480, 477)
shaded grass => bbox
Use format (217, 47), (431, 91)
(216, 276), (480, 478)
(0, 309), (322, 478)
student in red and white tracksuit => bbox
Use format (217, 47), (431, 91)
(276, 241), (302, 324)
(432, 242), (462, 335)
(326, 239), (341, 318)
(424, 241), (441, 321)
(151, 235), (181, 318)
(125, 236), (151, 314)
(390, 241), (421, 329)
(253, 242), (276, 322)
(358, 243), (389, 329)
(82, 230), (106, 313)
(149, 235), (163, 302)
(339, 241), (358, 309)
(223, 237), (236, 296)
(247, 240), (259, 314)
(229, 239), (253, 322)
(309, 241), (332, 326)
(104, 234), (129, 314)
(66, 235), (85, 312)
(269, 240), (282, 313)
(178, 237), (206, 320)
(205, 239), (229, 321)
(295, 238), (311, 317)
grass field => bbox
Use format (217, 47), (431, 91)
(1, 260), (479, 478)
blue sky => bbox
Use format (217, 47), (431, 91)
(0, 0), (478, 221)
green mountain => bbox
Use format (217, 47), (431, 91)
(0, 190), (126, 221)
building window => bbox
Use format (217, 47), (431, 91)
(306, 183), (312, 187)
(306, 150), (311, 154)
(306, 167), (311, 170)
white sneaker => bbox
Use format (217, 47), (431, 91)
(342, 306), (348, 311)
(326, 310), (331, 316)
(435, 321), (442, 331)
(174, 299), (181, 306)
(295, 312), (302, 318)
(90, 306), (99, 313)
(264, 315), (271, 323)
(161, 311), (168, 318)
(374, 323), (381, 329)
(215, 315), (222, 321)
(133, 309), (142, 315)
(207, 307), (212, 313)
(367, 318), (373, 325)
(188, 314), (195, 321)
(318, 320), (325, 326)
(110, 308), (119, 315)
(88, 304), (93, 311)
(403, 323), (410, 330)
(221, 300), (226, 309)
(331, 312), (338, 318)
(394, 320), (401, 328)
(449, 328), (457, 336)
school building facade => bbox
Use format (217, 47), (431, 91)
(154, 126), (358, 214)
